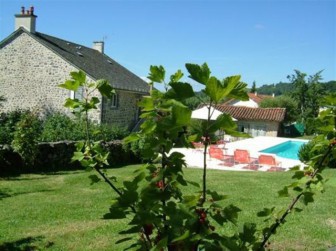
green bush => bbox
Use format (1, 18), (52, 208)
(40, 113), (129, 142)
(12, 112), (42, 166)
(40, 113), (85, 142)
(298, 139), (335, 168)
(91, 124), (129, 141)
(0, 110), (30, 145)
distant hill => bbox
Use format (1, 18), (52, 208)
(256, 81), (336, 96)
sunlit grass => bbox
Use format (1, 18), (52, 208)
(0, 166), (335, 250)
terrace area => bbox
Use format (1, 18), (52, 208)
(172, 136), (308, 172)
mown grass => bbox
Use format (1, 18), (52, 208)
(0, 166), (335, 250)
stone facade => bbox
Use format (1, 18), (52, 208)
(101, 91), (142, 129)
(0, 32), (101, 122)
(0, 32), (144, 127)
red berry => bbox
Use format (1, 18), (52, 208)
(156, 180), (164, 189)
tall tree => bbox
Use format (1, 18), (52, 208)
(259, 95), (299, 124)
(287, 70), (308, 123)
(250, 81), (257, 93)
(287, 70), (324, 123)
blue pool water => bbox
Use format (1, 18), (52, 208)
(260, 141), (306, 160)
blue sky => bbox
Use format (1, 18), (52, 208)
(0, 0), (335, 90)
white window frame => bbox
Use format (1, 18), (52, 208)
(109, 93), (118, 108)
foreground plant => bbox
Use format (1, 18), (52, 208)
(61, 66), (335, 250)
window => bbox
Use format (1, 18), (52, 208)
(70, 87), (84, 100)
(109, 93), (118, 108)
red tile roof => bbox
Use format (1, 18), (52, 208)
(215, 105), (286, 122)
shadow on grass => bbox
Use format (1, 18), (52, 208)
(0, 188), (55, 201)
(0, 189), (11, 200)
(0, 236), (53, 250)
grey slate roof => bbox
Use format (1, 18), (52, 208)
(0, 28), (150, 94)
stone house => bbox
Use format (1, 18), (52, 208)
(215, 105), (286, 137)
(0, 7), (150, 129)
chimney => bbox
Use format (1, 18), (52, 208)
(15, 6), (37, 33)
(92, 41), (104, 53)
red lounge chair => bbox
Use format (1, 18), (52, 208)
(209, 147), (234, 166)
(258, 154), (285, 172)
(234, 149), (258, 170)
(257, 154), (285, 171)
(258, 154), (281, 168)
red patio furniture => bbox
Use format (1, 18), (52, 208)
(258, 154), (281, 168)
(234, 149), (258, 170)
(208, 147), (234, 166)
(257, 154), (285, 171)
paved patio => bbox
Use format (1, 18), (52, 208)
(171, 136), (308, 172)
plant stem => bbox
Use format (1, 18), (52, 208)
(259, 142), (334, 249)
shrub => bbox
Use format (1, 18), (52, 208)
(299, 139), (336, 168)
(12, 112), (42, 166)
(0, 110), (29, 145)
(91, 124), (129, 141)
(40, 113), (85, 142)
(40, 113), (128, 142)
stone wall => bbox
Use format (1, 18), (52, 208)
(0, 140), (141, 175)
(0, 32), (101, 122)
(101, 91), (142, 129)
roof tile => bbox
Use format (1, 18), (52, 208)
(215, 105), (286, 122)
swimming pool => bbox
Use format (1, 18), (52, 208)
(260, 140), (306, 160)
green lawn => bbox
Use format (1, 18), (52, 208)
(0, 166), (335, 251)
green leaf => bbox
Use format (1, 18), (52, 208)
(185, 63), (210, 85)
(168, 82), (195, 100)
(278, 186), (289, 197)
(148, 65), (165, 83)
(292, 171), (305, 180)
(171, 230), (190, 243)
(90, 97), (100, 105)
(186, 180), (200, 188)
(70, 70), (86, 83)
(64, 98), (80, 109)
(170, 69), (184, 82)
(138, 96), (154, 111)
(58, 80), (80, 91)
(205, 76), (226, 102)
(124, 133), (141, 144)
(209, 113), (237, 133)
(172, 105), (191, 126)
(227, 80), (249, 100)
(97, 79), (115, 98)
(207, 190), (228, 201)
(183, 195), (200, 207)
(289, 166), (301, 171)
(72, 151), (85, 162)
